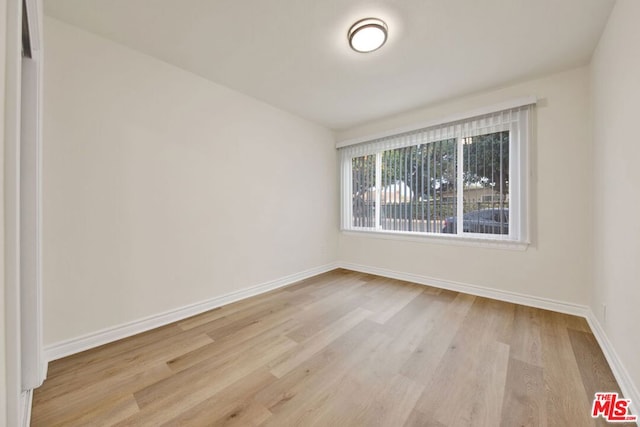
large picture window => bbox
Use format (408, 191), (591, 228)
(339, 103), (532, 243)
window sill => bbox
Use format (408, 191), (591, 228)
(341, 229), (530, 251)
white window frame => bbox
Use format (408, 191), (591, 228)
(338, 98), (534, 248)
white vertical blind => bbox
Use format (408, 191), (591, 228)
(339, 104), (533, 242)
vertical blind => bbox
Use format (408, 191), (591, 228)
(339, 104), (532, 241)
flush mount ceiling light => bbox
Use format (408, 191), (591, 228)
(348, 18), (388, 53)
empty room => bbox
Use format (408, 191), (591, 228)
(2, 0), (639, 425)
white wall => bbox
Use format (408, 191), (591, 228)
(43, 17), (338, 346)
(337, 67), (592, 305)
(591, 0), (640, 403)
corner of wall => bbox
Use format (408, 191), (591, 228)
(588, 0), (640, 415)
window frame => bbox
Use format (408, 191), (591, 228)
(338, 100), (533, 247)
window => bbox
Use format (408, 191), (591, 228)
(339, 103), (532, 243)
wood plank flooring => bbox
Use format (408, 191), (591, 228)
(32, 269), (631, 426)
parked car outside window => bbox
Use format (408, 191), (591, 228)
(442, 208), (508, 235)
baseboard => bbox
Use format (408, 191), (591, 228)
(338, 262), (589, 317)
(44, 262), (340, 362)
(20, 389), (33, 427)
(40, 352), (48, 382)
(585, 311), (640, 421)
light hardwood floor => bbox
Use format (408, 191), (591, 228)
(32, 269), (631, 426)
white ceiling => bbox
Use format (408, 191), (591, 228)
(44, 0), (615, 130)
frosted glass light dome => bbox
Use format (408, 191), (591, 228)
(348, 18), (388, 53)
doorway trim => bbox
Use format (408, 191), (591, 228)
(3, 0), (45, 425)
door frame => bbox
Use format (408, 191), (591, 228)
(3, 0), (45, 425)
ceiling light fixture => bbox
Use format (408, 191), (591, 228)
(348, 18), (388, 53)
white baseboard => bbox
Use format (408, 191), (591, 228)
(20, 389), (33, 427)
(339, 261), (639, 422)
(338, 262), (589, 317)
(586, 311), (640, 422)
(40, 352), (48, 382)
(44, 262), (340, 362)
